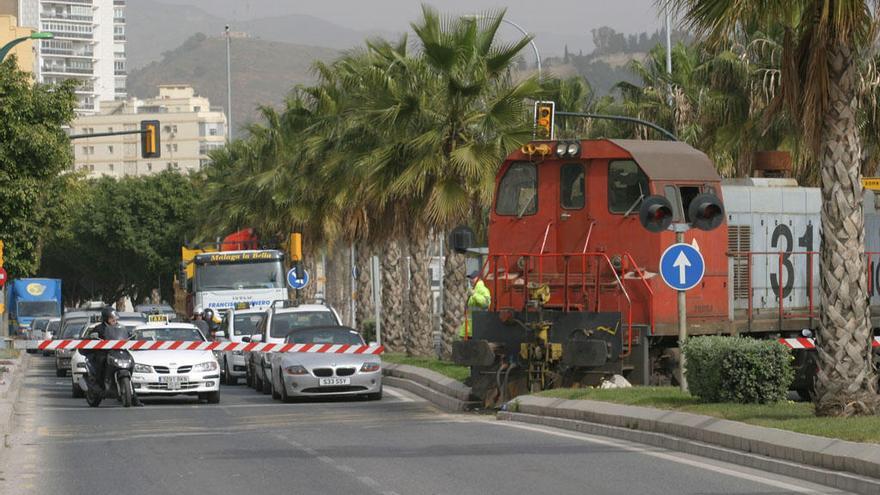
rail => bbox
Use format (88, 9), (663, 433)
(728, 251), (880, 331)
(484, 252), (639, 356)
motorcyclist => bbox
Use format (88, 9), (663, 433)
(191, 306), (209, 336)
(203, 308), (221, 339)
(84, 306), (143, 406)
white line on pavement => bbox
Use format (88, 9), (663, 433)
(493, 421), (833, 495)
(383, 387), (414, 402)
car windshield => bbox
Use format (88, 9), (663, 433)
(285, 328), (365, 345)
(132, 327), (205, 341)
(17, 301), (59, 317)
(47, 320), (61, 333)
(270, 311), (338, 338)
(233, 313), (263, 336)
(61, 320), (87, 339)
(195, 261), (284, 291)
(31, 319), (50, 331)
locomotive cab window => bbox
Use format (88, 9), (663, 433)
(664, 184), (715, 221)
(608, 160), (648, 214)
(496, 162), (538, 216)
(560, 163), (585, 209)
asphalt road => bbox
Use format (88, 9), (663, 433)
(0, 357), (853, 495)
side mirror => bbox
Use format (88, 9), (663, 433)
(638, 195), (674, 233)
(241, 336), (250, 343)
(688, 193), (724, 231)
(250, 334), (263, 343)
(449, 225), (476, 254)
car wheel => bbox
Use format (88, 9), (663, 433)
(262, 370), (272, 395)
(254, 369), (263, 391)
(72, 381), (84, 398)
(56, 368), (65, 378)
(206, 391), (220, 404)
(279, 371), (293, 403)
(271, 372), (281, 400)
(225, 360), (238, 386)
(366, 388), (383, 401)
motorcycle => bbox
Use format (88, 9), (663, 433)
(78, 349), (136, 408)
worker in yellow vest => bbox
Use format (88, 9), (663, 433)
(458, 271), (491, 340)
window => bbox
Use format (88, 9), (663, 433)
(107, 145), (114, 154)
(194, 106), (201, 112)
(107, 127), (113, 133)
(679, 186), (701, 222)
(496, 162), (537, 216)
(608, 160), (648, 214)
(560, 163), (585, 209)
(664, 185), (707, 222)
(108, 164), (114, 171)
(147, 163), (152, 172)
(209, 127), (218, 136)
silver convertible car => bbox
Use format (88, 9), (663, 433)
(268, 326), (382, 402)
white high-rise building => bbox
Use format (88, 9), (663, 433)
(10, 0), (126, 114)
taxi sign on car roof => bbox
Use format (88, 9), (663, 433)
(147, 314), (170, 324)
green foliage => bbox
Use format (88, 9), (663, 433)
(382, 353), (470, 382)
(0, 57), (77, 277)
(40, 171), (196, 305)
(682, 336), (794, 404)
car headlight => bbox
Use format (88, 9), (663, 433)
(76, 362), (87, 369)
(193, 361), (219, 372)
(284, 365), (308, 375)
(360, 362), (381, 373)
(133, 363), (153, 373)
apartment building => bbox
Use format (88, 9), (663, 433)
(72, 85), (228, 177)
(0, 14), (34, 73)
(1, 0), (126, 113)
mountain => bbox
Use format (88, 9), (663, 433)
(127, 34), (339, 132)
(126, 0), (395, 69)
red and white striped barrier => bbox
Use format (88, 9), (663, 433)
(778, 337), (880, 349)
(15, 340), (384, 354)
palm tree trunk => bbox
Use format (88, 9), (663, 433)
(303, 252), (319, 300)
(406, 222), (434, 357)
(814, 45), (878, 417)
(381, 239), (405, 352)
(355, 242), (373, 332)
(441, 250), (467, 359)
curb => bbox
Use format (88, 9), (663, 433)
(382, 363), (479, 412)
(0, 352), (30, 448)
(500, 396), (880, 495)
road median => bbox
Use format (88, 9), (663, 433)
(499, 394), (880, 495)
(382, 362), (479, 412)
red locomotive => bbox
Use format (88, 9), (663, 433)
(451, 108), (880, 404)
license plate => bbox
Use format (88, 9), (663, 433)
(159, 376), (182, 390)
(318, 377), (350, 386)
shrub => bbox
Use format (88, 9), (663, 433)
(682, 336), (793, 404)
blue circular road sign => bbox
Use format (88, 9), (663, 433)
(286, 267), (310, 290)
(659, 243), (705, 291)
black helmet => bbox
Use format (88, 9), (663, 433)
(101, 306), (118, 323)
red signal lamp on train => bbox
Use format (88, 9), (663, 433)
(688, 193), (725, 231)
(638, 195), (674, 233)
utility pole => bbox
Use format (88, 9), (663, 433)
(225, 25), (233, 141)
(665, 7), (673, 75)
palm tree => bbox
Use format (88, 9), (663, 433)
(672, 0), (878, 416)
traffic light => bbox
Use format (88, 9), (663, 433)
(534, 101), (555, 140)
(289, 233), (302, 262)
(0, 239), (5, 267)
(140, 120), (160, 158)
(688, 193), (725, 231)
(638, 195), (674, 233)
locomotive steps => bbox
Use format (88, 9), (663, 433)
(499, 395), (880, 495)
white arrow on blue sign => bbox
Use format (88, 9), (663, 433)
(659, 243), (705, 291)
(286, 267), (310, 290)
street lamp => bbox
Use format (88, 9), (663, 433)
(0, 31), (54, 62)
(225, 25), (232, 141)
(464, 15), (542, 81)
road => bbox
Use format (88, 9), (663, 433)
(0, 357), (851, 495)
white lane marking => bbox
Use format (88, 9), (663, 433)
(494, 421), (829, 495)
(383, 388), (414, 402)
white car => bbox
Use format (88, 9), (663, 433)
(218, 306), (265, 385)
(247, 301), (341, 395)
(129, 321), (221, 403)
(269, 326), (382, 402)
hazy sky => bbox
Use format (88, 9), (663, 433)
(165, 0), (666, 43)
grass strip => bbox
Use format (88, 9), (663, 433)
(382, 353), (470, 382)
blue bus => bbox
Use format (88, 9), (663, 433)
(7, 279), (62, 336)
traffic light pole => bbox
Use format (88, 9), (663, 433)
(674, 223), (689, 393)
(68, 129), (147, 140)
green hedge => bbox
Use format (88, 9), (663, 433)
(682, 336), (793, 404)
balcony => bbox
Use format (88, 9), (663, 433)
(114, 34), (126, 41)
(48, 30), (93, 41)
(42, 47), (94, 58)
(41, 12), (93, 22)
(44, 0), (93, 4)
(42, 65), (94, 76)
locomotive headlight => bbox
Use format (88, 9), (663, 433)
(566, 142), (580, 157)
(555, 142), (568, 157)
